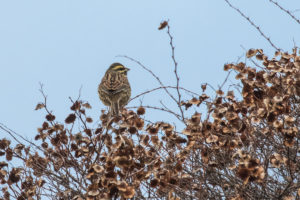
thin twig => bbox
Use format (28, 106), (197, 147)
(129, 86), (199, 102)
(117, 55), (178, 104)
(240, 45), (266, 71)
(160, 100), (182, 122)
(224, 0), (280, 51)
(127, 105), (181, 119)
(39, 83), (55, 120)
(0, 122), (45, 153)
(166, 24), (185, 123)
(0, 124), (23, 145)
(218, 70), (232, 91)
(268, 0), (300, 24)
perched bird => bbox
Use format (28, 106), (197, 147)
(98, 63), (131, 116)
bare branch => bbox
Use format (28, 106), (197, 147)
(224, 0), (281, 51)
(128, 105), (181, 119)
(129, 86), (199, 102)
(0, 122), (45, 153)
(166, 24), (186, 123)
(268, 0), (300, 25)
(117, 55), (178, 104)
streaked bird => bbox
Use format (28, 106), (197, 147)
(98, 63), (131, 116)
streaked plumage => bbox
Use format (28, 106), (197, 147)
(98, 63), (131, 116)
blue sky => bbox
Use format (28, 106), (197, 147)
(0, 0), (299, 139)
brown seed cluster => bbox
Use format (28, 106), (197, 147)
(178, 49), (300, 199)
(0, 49), (299, 199)
(158, 20), (168, 30)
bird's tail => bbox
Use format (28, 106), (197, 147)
(111, 102), (120, 116)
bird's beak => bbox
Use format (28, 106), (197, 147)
(125, 68), (130, 71)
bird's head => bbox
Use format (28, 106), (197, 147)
(108, 63), (130, 76)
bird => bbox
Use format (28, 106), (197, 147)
(98, 63), (131, 116)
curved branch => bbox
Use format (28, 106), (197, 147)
(129, 86), (200, 102)
(268, 0), (300, 25)
(224, 0), (280, 51)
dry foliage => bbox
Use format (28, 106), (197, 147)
(1, 5), (300, 198)
(0, 47), (299, 200)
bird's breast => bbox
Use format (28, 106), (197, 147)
(102, 73), (124, 91)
